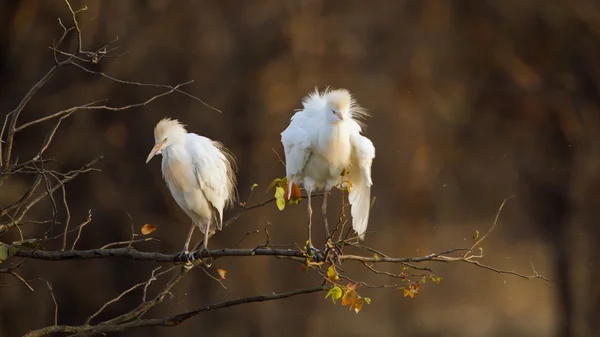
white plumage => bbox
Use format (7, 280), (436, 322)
(281, 88), (375, 247)
(146, 118), (237, 257)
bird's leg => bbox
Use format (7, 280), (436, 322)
(177, 224), (196, 263)
(322, 191), (330, 239)
(306, 191), (320, 255)
(185, 221), (214, 264)
(203, 220), (210, 252)
(323, 190), (336, 254)
(183, 224), (195, 252)
(196, 219), (213, 263)
(307, 192), (313, 248)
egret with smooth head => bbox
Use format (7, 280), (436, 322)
(281, 88), (375, 251)
(146, 118), (237, 259)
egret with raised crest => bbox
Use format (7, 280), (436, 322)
(281, 88), (375, 251)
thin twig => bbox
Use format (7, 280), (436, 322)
(60, 184), (71, 251)
(86, 282), (146, 324)
(67, 62), (222, 113)
(71, 210), (92, 250)
(42, 279), (59, 325)
(100, 238), (160, 249)
(464, 195), (515, 258)
(8, 270), (34, 292)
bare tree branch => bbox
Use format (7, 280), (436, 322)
(23, 284), (324, 337)
(2, 60), (69, 169)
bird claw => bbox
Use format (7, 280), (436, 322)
(305, 243), (325, 261)
(185, 247), (213, 266)
(176, 250), (194, 264)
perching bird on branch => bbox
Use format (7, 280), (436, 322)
(146, 118), (237, 259)
(281, 88), (375, 251)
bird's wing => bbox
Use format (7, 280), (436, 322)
(281, 110), (314, 197)
(347, 125), (375, 240)
(186, 133), (236, 230)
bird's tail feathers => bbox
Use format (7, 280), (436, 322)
(348, 182), (371, 241)
(213, 141), (238, 208)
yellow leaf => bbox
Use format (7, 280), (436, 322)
(275, 187), (286, 210)
(354, 298), (366, 313)
(429, 275), (442, 284)
(266, 178), (282, 192)
(325, 286), (343, 304)
(217, 268), (227, 279)
(250, 183), (258, 192)
(141, 224), (156, 235)
(327, 265), (339, 282)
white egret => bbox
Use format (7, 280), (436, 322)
(281, 88), (375, 250)
(146, 118), (237, 259)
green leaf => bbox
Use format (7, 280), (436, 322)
(8, 246), (17, 257)
(250, 183), (258, 192)
(325, 286), (343, 304)
(0, 246), (8, 262)
(275, 187), (286, 211)
(266, 178), (282, 192)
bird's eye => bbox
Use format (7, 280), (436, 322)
(332, 110), (336, 114)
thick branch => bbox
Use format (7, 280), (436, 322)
(13, 247), (307, 262)
(9, 246), (466, 265)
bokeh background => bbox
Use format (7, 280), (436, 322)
(1, 0), (599, 336)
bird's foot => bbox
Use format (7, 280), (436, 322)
(186, 247), (213, 267)
(175, 250), (195, 264)
(305, 241), (324, 261)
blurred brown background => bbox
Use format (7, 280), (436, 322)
(1, 0), (599, 336)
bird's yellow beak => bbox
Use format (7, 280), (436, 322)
(337, 112), (344, 121)
(146, 140), (166, 163)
